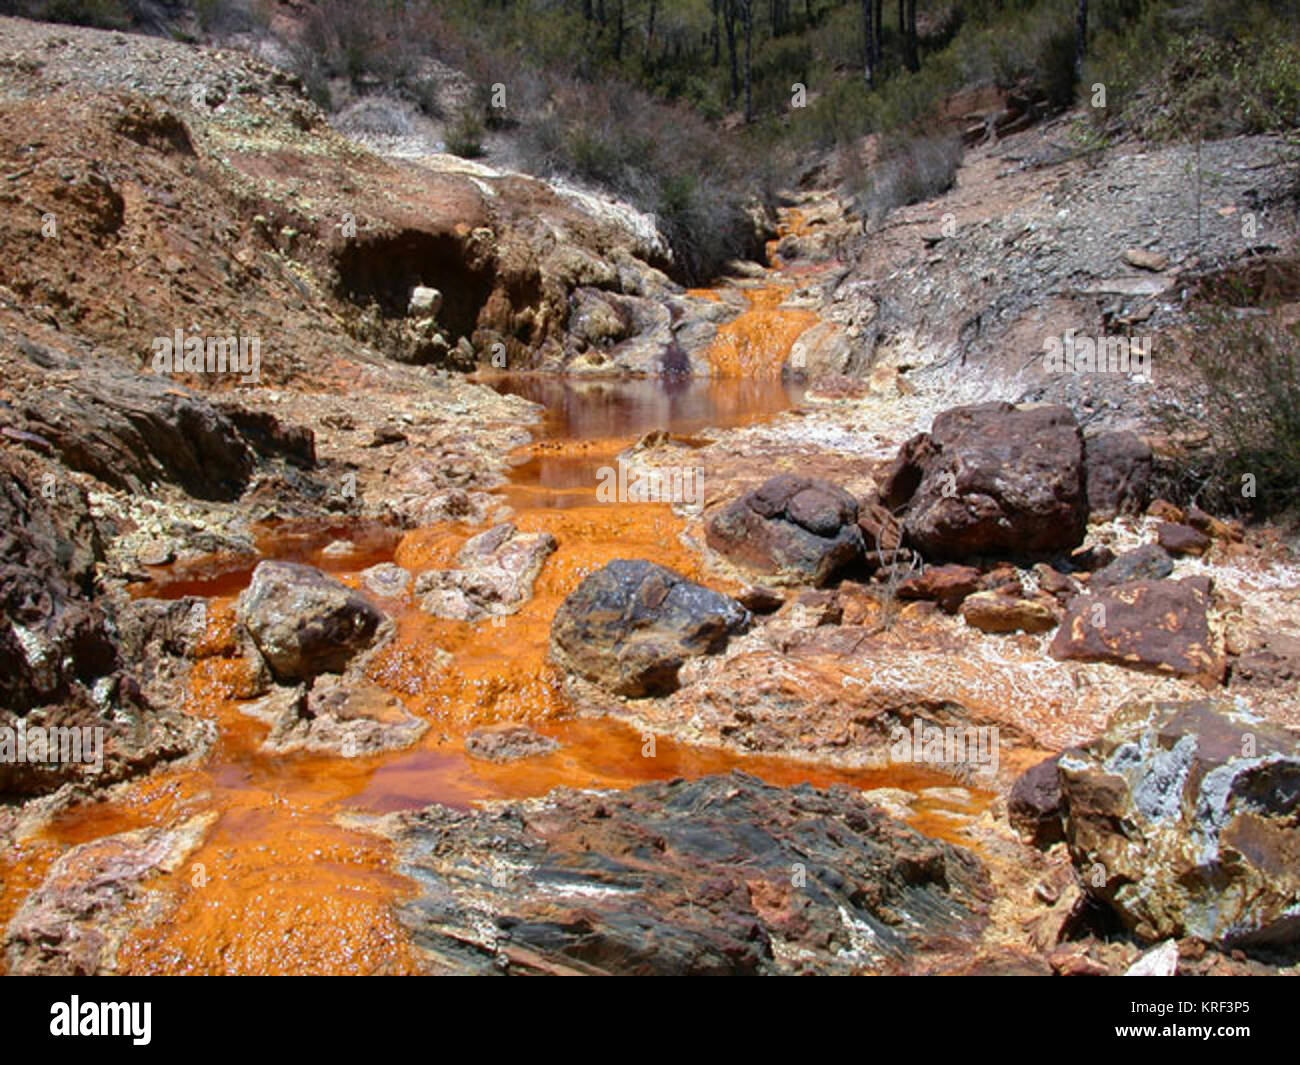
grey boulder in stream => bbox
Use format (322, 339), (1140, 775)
(375, 772), (991, 975)
(237, 560), (387, 682)
(549, 559), (749, 697)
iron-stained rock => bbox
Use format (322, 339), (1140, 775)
(705, 474), (863, 586)
(237, 561), (387, 682)
(1059, 699), (1300, 946)
(549, 559), (749, 697)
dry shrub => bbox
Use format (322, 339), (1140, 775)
(859, 134), (963, 224)
(1157, 311), (1300, 518)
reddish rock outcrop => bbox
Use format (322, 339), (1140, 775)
(379, 772), (992, 975)
(1049, 578), (1225, 685)
(705, 474), (864, 586)
(886, 403), (1087, 560)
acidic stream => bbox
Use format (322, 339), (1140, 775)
(0, 227), (991, 975)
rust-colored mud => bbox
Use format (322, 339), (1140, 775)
(129, 519), (401, 601)
(7, 209), (993, 975)
(379, 502), (714, 728)
(696, 283), (819, 377)
(767, 206), (809, 265)
(0, 836), (60, 951)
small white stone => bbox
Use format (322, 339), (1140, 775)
(1124, 939), (1178, 976)
(408, 285), (442, 316)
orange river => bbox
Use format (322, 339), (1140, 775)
(0, 218), (991, 974)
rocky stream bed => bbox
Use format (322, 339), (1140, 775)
(2, 14), (1299, 977)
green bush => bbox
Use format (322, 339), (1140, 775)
(1, 0), (130, 27)
(504, 70), (772, 281)
(297, 0), (426, 86)
(193, 0), (263, 34)
(1085, 0), (1300, 140)
(445, 107), (485, 158)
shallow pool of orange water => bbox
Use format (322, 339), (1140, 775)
(3, 215), (993, 974)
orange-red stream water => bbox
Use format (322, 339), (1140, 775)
(0, 222), (991, 974)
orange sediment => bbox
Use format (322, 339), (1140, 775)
(698, 283), (819, 378)
(2, 207), (993, 975)
(378, 502), (717, 729)
(33, 494), (985, 974)
(766, 206), (811, 266)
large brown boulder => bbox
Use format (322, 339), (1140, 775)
(878, 432), (939, 511)
(1083, 430), (1151, 519)
(705, 474), (864, 586)
(549, 559), (749, 697)
(1049, 577), (1224, 685)
(1059, 699), (1300, 946)
(237, 561), (387, 683)
(885, 403), (1087, 561)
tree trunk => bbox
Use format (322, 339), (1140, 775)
(1075, 0), (1088, 73)
(873, 0), (883, 68)
(905, 0), (918, 71)
(724, 0), (740, 102)
(863, 0), (873, 85)
(712, 0), (721, 65)
(743, 0), (753, 122)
